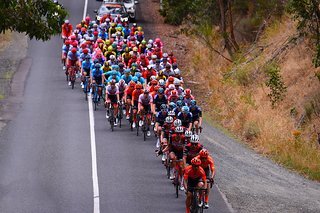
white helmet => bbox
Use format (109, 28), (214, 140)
(190, 134), (200, 143)
(165, 116), (173, 123)
(173, 119), (182, 127)
(185, 130), (192, 138)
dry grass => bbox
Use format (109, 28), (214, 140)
(0, 31), (13, 52)
(183, 17), (320, 181)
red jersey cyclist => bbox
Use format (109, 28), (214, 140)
(183, 157), (206, 213)
(195, 149), (215, 209)
(138, 89), (155, 136)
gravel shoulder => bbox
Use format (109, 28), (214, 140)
(0, 32), (28, 131)
(138, 0), (320, 212)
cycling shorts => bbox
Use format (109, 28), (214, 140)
(171, 148), (183, 160)
(108, 94), (118, 104)
(187, 177), (203, 192)
(93, 76), (102, 85)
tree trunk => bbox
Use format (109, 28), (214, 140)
(217, 0), (232, 55)
(227, 0), (239, 51)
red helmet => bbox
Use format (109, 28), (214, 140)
(70, 35), (76, 40)
(80, 43), (87, 48)
(81, 27), (86, 32)
(140, 54), (145, 59)
(129, 81), (136, 88)
(97, 38), (103, 43)
(171, 90), (177, 96)
(72, 41), (78, 47)
(185, 88), (191, 95)
(76, 24), (81, 30)
(151, 79), (158, 85)
(191, 157), (201, 166)
(71, 48), (77, 53)
(93, 31), (98, 36)
(155, 38), (161, 43)
(199, 149), (209, 158)
(168, 76), (174, 83)
(82, 48), (89, 54)
(85, 16), (90, 22)
(135, 84), (143, 89)
(65, 40), (71, 45)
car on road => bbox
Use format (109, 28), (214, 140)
(94, 3), (129, 22)
(96, 0), (138, 21)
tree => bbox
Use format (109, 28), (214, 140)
(0, 0), (68, 41)
(288, 0), (320, 67)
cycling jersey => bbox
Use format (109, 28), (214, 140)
(177, 112), (193, 128)
(184, 96), (195, 106)
(184, 143), (203, 164)
(121, 74), (132, 84)
(190, 106), (202, 121)
(67, 51), (80, 61)
(62, 44), (70, 54)
(155, 111), (168, 126)
(184, 165), (206, 181)
(138, 94), (153, 106)
(195, 155), (215, 174)
(153, 94), (168, 111)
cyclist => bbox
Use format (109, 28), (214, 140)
(190, 100), (203, 134)
(138, 89), (154, 136)
(61, 20), (73, 40)
(184, 130), (193, 144)
(121, 69), (133, 84)
(155, 104), (168, 139)
(195, 149), (215, 209)
(152, 87), (168, 112)
(184, 89), (195, 106)
(184, 134), (203, 166)
(124, 81), (136, 120)
(91, 63), (104, 99)
(183, 157), (206, 213)
(81, 55), (93, 89)
(117, 79), (127, 104)
(164, 126), (186, 182)
(61, 40), (71, 69)
(105, 79), (120, 126)
(131, 83), (144, 128)
(177, 106), (193, 131)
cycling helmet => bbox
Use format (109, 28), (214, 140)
(135, 72), (142, 78)
(185, 89), (191, 95)
(191, 157), (201, 166)
(144, 89), (149, 94)
(163, 52), (168, 58)
(85, 55), (91, 60)
(110, 79), (116, 85)
(150, 75), (157, 81)
(93, 59), (99, 64)
(147, 44), (152, 49)
(155, 38), (161, 43)
(199, 149), (209, 158)
(176, 100), (183, 107)
(190, 100), (197, 106)
(175, 126), (184, 133)
(165, 116), (174, 124)
(158, 87), (164, 94)
(94, 63), (101, 69)
(190, 134), (200, 143)
(70, 35), (76, 40)
(131, 62), (137, 67)
(168, 84), (175, 90)
(133, 23), (137, 27)
(118, 63), (124, 68)
(174, 80), (180, 86)
(64, 20), (70, 24)
(133, 47), (138, 52)
(110, 55), (116, 60)
(169, 102), (177, 109)
(173, 119), (182, 127)
(150, 79), (158, 85)
(172, 63), (178, 70)
(141, 40), (147, 45)
(171, 90), (178, 96)
(158, 79), (165, 86)
(168, 110), (175, 117)
(160, 104), (167, 111)
(132, 76), (138, 83)
(124, 69), (131, 74)
(168, 76), (174, 83)
(179, 95), (184, 101)
(71, 48), (77, 53)
(118, 79), (125, 86)
(65, 40), (71, 45)
(135, 83), (143, 89)
(181, 106), (189, 113)
(185, 130), (192, 138)
(148, 39), (153, 44)
(82, 49), (88, 54)
(140, 54), (146, 59)
(129, 81), (136, 87)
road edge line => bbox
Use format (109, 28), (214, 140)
(88, 94), (100, 213)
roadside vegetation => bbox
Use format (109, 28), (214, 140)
(161, 0), (320, 180)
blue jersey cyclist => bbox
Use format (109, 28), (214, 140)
(177, 106), (193, 131)
(189, 100), (203, 134)
(91, 63), (103, 85)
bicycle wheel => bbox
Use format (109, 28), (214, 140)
(174, 172), (179, 198)
(136, 115), (139, 136)
(191, 194), (199, 213)
(71, 80), (75, 89)
(143, 125), (146, 141)
(109, 107), (114, 131)
(166, 162), (171, 179)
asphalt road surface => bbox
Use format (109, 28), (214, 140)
(0, 0), (232, 212)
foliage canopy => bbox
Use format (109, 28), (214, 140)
(0, 0), (68, 41)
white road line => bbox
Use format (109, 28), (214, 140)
(83, 0), (100, 212)
(83, 0), (89, 20)
(88, 94), (100, 213)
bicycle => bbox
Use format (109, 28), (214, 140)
(129, 106), (134, 131)
(108, 104), (116, 131)
(117, 101), (124, 128)
(83, 76), (90, 101)
(66, 66), (77, 89)
(188, 187), (207, 213)
(140, 110), (152, 141)
(91, 83), (103, 111)
(172, 159), (184, 198)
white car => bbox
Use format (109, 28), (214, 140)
(98, 0), (138, 21)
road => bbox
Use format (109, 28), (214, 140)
(0, 0), (232, 212)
